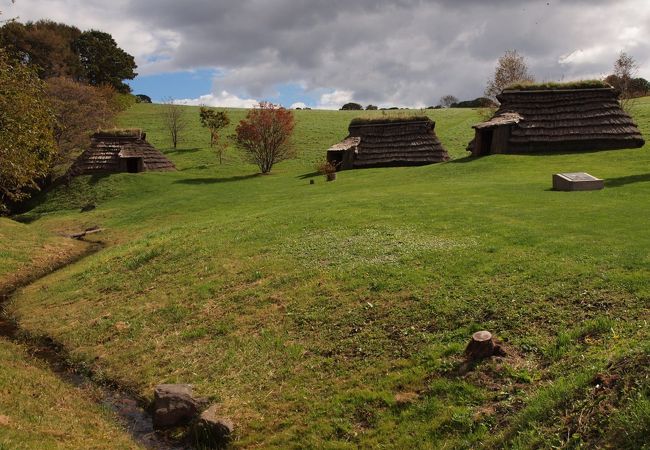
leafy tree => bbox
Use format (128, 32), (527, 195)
(0, 20), (83, 79)
(161, 99), (187, 149)
(365, 104), (378, 110)
(235, 102), (295, 174)
(630, 77), (650, 97)
(0, 49), (57, 212)
(74, 30), (137, 93)
(135, 94), (152, 103)
(45, 77), (119, 174)
(439, 95), (458, 108)
(340, 102), (363, 110)
(452, 97), (496, 108)
(0, 21), (137, 93)
(485, 50), (534, 101)
(199, 106), (230, 163)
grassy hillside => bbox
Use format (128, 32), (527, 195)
(0, 338), (142, 450)
(0, 218), (88, 292)
(0, 221), (141, 449)
(5, 100), (650, 448)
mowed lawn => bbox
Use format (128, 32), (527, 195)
(5, 100), (650, 448)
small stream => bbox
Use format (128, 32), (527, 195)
(0, 240), (189, 450)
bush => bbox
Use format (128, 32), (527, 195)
(316, 160), (337, 174)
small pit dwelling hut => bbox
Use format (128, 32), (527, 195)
(327, 117), (449, 170)
(468, 84), (645, 156)
(70, 129), (176, 175)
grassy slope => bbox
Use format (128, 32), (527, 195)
(0, 339), (141, 450)
(0, 218), (88, 292)
(6, 101), (650, 448)
(0, 221), (140, 449)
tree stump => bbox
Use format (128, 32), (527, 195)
(465, 330), (496, 361)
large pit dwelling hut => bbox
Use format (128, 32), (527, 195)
(70, 129), (176, 175)
(327, 117), (449, 170)
(468, 84), (645, 156)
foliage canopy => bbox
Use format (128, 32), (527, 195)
(0, 21), (137, 93)
(74, 30), (137, 93)
(45, 77), (120, 174)
(235, 102), (295, 174)
(0, 50), (57, 212)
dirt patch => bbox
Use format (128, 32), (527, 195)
(560, 351), (650, 445)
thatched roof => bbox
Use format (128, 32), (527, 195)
(473, 112), (522, 130)
(329, 117), (449, 169)
(328, 137), (361, 152)
(471, 87), (644, 153)
(70, 130), (176, 175)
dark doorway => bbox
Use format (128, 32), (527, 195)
(327, 151), (343, 168)
(125, 158), (142, 173)
(477, 129), (493, 156)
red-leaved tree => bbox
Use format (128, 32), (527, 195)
(235, 102), (295, 174)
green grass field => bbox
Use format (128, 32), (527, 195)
(0, 338), (142, 450)
(3, 100), (650, 448)
(0, 221), (141, 449)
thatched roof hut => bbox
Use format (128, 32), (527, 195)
(327, 117), (449, 170)
(468, 86), (644, 156)
(70, 129), (176, 175)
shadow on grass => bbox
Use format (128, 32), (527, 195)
(174, 174), (260, 185)
(163, 147), (202, 155)
(448, 156), (480, 164)
(604, 173), (650, 188)
(88, 173), (110, 185)
(297, 171), (320, 179)
(12, 214), (40, 224)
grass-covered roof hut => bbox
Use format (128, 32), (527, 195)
(468, 82), (645, 156)
(70, 129), (176, 175)
(327, 116), (449, 170)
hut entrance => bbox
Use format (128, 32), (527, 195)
(327, 151), (344, 167)
(476, 129), (494, 156)
(124, 157), (143, 173)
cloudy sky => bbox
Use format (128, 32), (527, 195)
(6, 0), (650, 108)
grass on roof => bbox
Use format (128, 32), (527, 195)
(504, 80), (609, 91)
(95, 128), (143, 138)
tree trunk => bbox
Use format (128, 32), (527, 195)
(465, 330), (496, 361)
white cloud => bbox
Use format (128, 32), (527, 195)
(317, 90), (354, 110)
(174, 91), (258, 108)
(7, 0), (650, 107)
(290, 102), (308, 109)
(559, 47), (609, 65)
